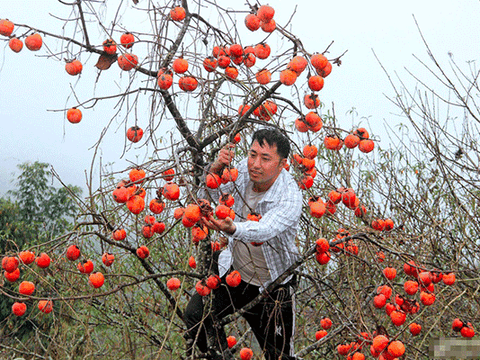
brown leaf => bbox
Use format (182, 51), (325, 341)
(95, 54), (117, 70)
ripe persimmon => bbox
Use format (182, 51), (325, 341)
(5, 268), (20, 282)
(203, 56), (217, 72)
(38, 300), (53, 313)
(163, 182), (180, 201)
(206, 274), (221, 289)
(142, 225), (154, 238)
(35, 253), (51, 268)
(206, 173), (221, 189)
(383, 267), (397, 280)
(324, 135), (343, 150)
(77, 260), (94, 274)
(308, 75), (324, 91)
(188, 256), (196, 269)
(303, 144), (318, 159)
(317, 61), (332, 77)
(170, 6), (186, 21)
(387, 340), (405, 358)
(257, 5), (275, 22)
(443, 272), (455, 285)
(225, 66), (239, 80)
(89, 272), (105, 288)
(126, 126), (143, 142)
(66, 245), (81, 261)
(226, 270), (241, 287)
(254, 43), (271, 59)
(409, 322), (422, 336)
(309, 200), (325, 218)
(102, 252), (115, 267)
(152, 221), (166, 234)
(344, 134), (360, 148)
(229, 44), (243, 57)
(260, 19), (276, 33)
(195, 280), (211, 296)
(149, 198), (165, 214)
(304, 93), (320, 109)
(243, 53), (256, 67)
(239, 347), (253, 360)
(288, 55), (308, 75)
(420, 291), (435, 306)
(118, 53), (138, 71)
(217, 55), (231, 68)
(178, 76), (198, 91)
(67, 107), (82, 124)
(227, 335), (237, 348)
(404, 280), (419, 295)
(19, 281), (35, 296)
(315, 251), (331, 265)
(256, 68), (271, 84)
(295, 118), (308, 133)
(8, 37), (23, 53)
(192, 224), (208, 243)
(157, 72), (173, 90)
(25, 33), (42, 51)
(127, 195), (145, 214)
(129, 168), (145, 184)
(311, 53), (328, 70)
(320, 317), (332, 329)
(184, 204), (201, 223)
(372, 335), (389, 353)
(172, 57), (189, 74)
(136, 245), (150, 259)
(245, 13), (261, 31)
(120, 32), (134, 48)
(315, 330), (327, 340)
(215, 204), (230, 220)
(373, 294), (387, 308)
(65, 59), (83, 76)
(359, 139), (374, 153)
(2, 256), (19, 273)
(167, 277), (181, 291)
(0, 19), (14, 37)
(103, 39), (117, 54)
(353, 127), (369, 139)
(12, 302), (26, 316)
(280, 69), (297, 86)
(304, 112), (322, 129)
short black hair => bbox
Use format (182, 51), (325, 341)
(251, 128), (290, 159)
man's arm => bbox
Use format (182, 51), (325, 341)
(203, 179), (302, 242)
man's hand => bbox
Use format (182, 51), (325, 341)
(210, 144), (235, 174)
(201, 214), (236, 235)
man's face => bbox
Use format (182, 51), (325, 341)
(247, 140), (286, 192)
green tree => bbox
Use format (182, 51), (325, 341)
(0, 161), (82, 346)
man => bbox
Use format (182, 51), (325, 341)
(184, 128), (303, 360)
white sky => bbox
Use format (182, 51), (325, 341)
(1, 0), (479, 196)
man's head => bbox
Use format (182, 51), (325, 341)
(251, 128), (290, 159)
(247, 129), (290, 192)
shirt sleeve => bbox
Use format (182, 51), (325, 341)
(231, 181), (303, 242)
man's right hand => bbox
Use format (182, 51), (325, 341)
(210, 144), (235, 174)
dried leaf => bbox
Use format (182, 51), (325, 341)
(95, 54), (117, 70)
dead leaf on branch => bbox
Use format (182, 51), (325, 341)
(95, 54), (117, 70)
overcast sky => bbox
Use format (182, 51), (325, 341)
(1, 0), (479, 197)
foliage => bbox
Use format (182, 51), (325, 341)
(0, 1), (479, 360)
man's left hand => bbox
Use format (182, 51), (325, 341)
(202, 214), (236, 235)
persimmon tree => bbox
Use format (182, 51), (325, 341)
(1, 1), (478, 359)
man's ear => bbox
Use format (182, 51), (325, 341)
(279, 157), (287, 168)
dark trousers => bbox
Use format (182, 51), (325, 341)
(184, 269), (296, 359)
